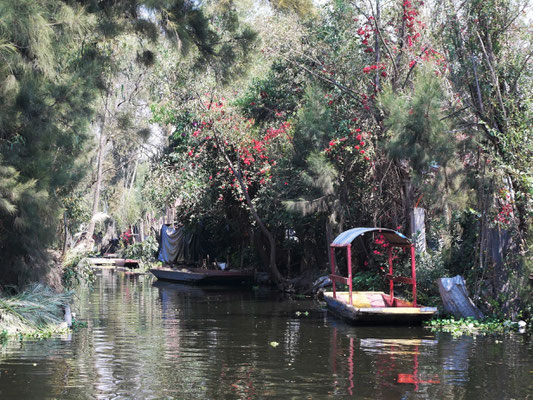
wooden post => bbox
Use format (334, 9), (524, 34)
(410, 207), (426, 253)
(330, 247), (337, 299)
(388, 246), (394, 305)
(410, 244), (417, 307)
(139, 218), (145, 242)
(347, 245), (353, 305)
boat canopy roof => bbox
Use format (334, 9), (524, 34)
(331, 227), (411, 247)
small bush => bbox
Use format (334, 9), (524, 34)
(414, 251), (448, 307)
(122, 236), (159, 268)
(352, 270), (386, 292)
(62, 248), (95, 289)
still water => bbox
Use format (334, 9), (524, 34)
(0, 270), (531, 399)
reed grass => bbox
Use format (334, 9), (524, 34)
(0, 284), (72, 337)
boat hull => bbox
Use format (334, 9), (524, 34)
(150, 267), (254, 286)
(323, 291), (437, 325)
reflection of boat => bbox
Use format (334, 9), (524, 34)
(330, 327), (440, 396)
(323, 228), (438, 325)
(152, 280), (209, 297)
(149, 266), (254, 285)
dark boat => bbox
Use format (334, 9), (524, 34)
(149, 266), (254, 285)
(324, 227), (437, 325)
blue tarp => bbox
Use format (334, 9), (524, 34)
(157, 225), (186, 263)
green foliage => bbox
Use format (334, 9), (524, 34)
(71, 319), (88, 330)
(414, 252), (448, 308)
(236, 61), (305, 123)
(380, 68), (453, 178)
(445, 209), (480, 277)
(122, 236), (159, 268)
(351, 270), (386, 292)
(293, 85), (335, 162)
(62, 249), (95, 289)
(285, 152), (338, 216)
(0, 0), (99, 283)
(63, 193), (91, 234)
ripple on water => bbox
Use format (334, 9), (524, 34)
(0, 271), (531, 400)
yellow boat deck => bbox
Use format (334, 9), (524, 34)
(322, 291), (437, 323)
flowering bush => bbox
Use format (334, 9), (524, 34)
(120, 229), (133, 246)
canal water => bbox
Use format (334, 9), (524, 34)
(0, 270), (531, 399)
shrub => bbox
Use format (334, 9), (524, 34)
(62, 248), (95, 289)
(122, 235), (159, 268)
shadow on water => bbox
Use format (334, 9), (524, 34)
(0, 270), (530, 399)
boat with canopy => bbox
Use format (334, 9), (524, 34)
(322, 227), (437, 324)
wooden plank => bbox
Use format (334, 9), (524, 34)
(385, 274), (414, 285)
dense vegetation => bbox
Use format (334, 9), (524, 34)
(0, 0), (531, 319)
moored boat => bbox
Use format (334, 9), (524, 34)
(324, 227), (438, 325)
(149, 266), (254, 285)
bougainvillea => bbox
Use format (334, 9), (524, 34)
(182, 97), (293, 206)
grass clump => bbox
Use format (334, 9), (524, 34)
(0, 284), (72, 339)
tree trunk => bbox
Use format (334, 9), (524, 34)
(214, 133), (288, 289)
(437, 275), (484, 320)
(86, 117), (107, 244)
(62, 212), (69, 255)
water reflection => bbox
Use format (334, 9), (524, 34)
(0, 270), (530, 400)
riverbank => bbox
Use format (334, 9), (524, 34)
(0, 284), (72, 340)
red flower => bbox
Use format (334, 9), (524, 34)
(363, 66), (372, 74)
(356, 134), (362, 141)
(409, 60), (416, 68)
(360, 150), (365, 154)
(381, 71), (387, 77)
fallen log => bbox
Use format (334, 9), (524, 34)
(437, 275), (484, 320)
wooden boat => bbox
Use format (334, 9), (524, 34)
(88, 257), (140, 269)
(322, 291), (437, 324)
(149, 266), (254, 285)
(324, 227), (438, 325)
